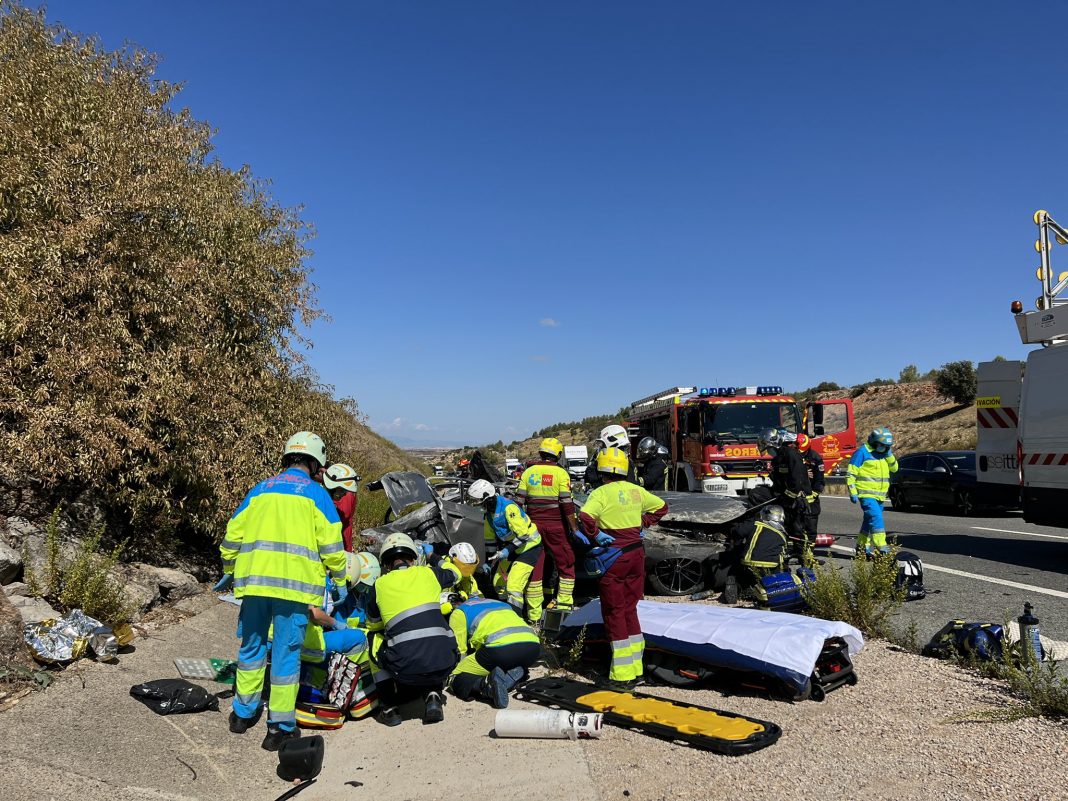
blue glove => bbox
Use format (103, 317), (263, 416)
(572, 531), (591, 547)
(639, 529), (647, 540)
(850, 495), (858, 504)
(594, 531), (615, 546)
(331, 580), (348, 605)
(497, 548), (510, 562)
(421, 542), (434, 557)
(477, 562), (493, 575)
(212, 574), (233, 592)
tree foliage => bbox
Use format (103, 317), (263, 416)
(0, 4), (379, 547)
(934, 360), (977, 406)
(898, 364), (920, 383)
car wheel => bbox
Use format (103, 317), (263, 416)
(648, 557), (706, 596)
(890, 487), (911, 512)
(956, 489), (975, 517)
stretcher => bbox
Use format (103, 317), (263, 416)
(514, 677), (781, 755)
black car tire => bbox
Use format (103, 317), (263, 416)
(648, 557), (706, 596)
(890, 486), (911, 512)
(956, 488), (975, 517)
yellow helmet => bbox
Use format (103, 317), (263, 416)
(323, 463), (360, 492)
(596, 446), (629, 476)
(539, 437), (564, 458)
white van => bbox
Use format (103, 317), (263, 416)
(1017, 344), (1068, 526)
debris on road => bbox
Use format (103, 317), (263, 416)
(23, 609), (118, 664)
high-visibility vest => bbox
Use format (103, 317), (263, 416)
(846, 446), (899, 501)
(374, 567), (454, 651)
(517, 463), (573, 509)
(486, 497), (541, 554)
(456, 599), (539, 651)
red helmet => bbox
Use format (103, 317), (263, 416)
(796, 433), (811, 452)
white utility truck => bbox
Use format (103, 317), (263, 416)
(563, 445), (589, 480)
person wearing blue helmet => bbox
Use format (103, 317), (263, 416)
(846, 427), (899, 556)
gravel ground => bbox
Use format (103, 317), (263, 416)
(580, 640), (1068, 801)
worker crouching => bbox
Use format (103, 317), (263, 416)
(365, 533), (461, 726)
(445, 594), (541, 708)
(577, 447), (668, 691)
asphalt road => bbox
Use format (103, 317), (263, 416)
(817, 495), (1068, 645)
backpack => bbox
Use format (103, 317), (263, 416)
(923, 620), (1004, 662)
(895, 551), (927, 601)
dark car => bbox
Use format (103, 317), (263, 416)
(888, 450), (1020, 516)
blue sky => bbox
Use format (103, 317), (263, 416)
(38, 1), (1067, 446)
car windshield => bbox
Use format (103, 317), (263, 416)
(944, 453), (976, 471)
(567, 459), (586, 467)
(703, 402), (800, 442)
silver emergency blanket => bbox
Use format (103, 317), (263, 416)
(23, 609), (118, 664)
(563, 599), (864, 693)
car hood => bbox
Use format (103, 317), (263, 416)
(653, 491), (749, 525)
(365, 471), (437, 516)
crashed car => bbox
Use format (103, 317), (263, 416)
(362, 471), (758, 597)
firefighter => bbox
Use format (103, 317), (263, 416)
(796, 434), (824, 539)
(467, 479), (544, 624)
(517, 438), (579, 611)
(757, 428), (813, 544)
(736, 505), (789, 601)
(323, 463), (360, 552)
(847, 427), (899, 556)
(584, 424), (638, 489)
(578, 447), (668, 691)
(445, 594), (541, 709)
(365, 533), (461, 726)
(635, 436), (667, 491)
(218, 431), (346, 751)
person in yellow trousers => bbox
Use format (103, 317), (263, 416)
(577, 447), (668, 691)
(444, 593), (541, 708)
(217, 431), (347, 751)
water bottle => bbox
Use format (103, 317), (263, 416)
(1017, 602), (1043, 666)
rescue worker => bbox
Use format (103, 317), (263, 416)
(444, 541), (482, 599)
(847, 427), (899, 556)
(217, 431), (346, 750)
(578, 447), (668, 691)
(517, 438), (579, 611)
(584, 424), (638, 489)
(796, 434), (824, 540)
(445, 593), (541, 709)
(635, 436), (667, 491)
(323, 463), (360, 552)
(735, 505), (789, 601)
(468, 479), (544, 624)
(757, 428), (813, 544)
(365, 533), (460, 726)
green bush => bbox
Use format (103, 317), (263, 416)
(803, 547), (904, 638)
(934, 360), (977, 406)
(898, 364), (920, 383)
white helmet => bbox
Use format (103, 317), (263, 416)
(323, 463), (360, 492)
(448, 542), (479, 565)
(467, 479), (497, 503)
(346, 551), (381, 588)
(599, 424), (630, 451)
(284, 431), (327, 468)
(379, 532), (419, 566)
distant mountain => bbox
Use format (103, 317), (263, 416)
(387, 434), (472, 449)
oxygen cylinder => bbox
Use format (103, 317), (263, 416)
(1017, 602), (1043, 666)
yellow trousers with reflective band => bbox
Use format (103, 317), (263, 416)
(610, 635), (645, 682)
(497, 559), (544, 624)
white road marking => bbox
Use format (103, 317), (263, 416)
(828, 544), (1068, 600)
(972, 526), (1068, 541)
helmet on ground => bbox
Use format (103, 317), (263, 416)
(757, 428), (784, 455)
(636, 437), (658, 463)
(379, 532), (419, 566)
(539, 437), (564, 458)
(796, 434), (811, 453)
(868, 427), (894, 452)
(284, 431), (327, 468)
(439, 589), (468, 617)
(346, 551), (381, 588)
(760, 505), (786, 528)
(448, 542), (480, 578)
(596, 446), (629, 476)
(599, 424), (630, 451)
(323, 463), (360, 492)
(467, 479), (497, 503)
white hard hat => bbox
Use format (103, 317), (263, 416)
(467, 479), (497, 503)
(284, 431), (328, 468)
(379, 533), (419, 564)
(448, 542), (479, 565)
(323, 463), (360, 492)
(599, 424), (630, 451)
(346, 551), (381, 588)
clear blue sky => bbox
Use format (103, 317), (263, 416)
(38, 1), (1067, 446)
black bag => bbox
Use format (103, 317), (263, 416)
(922, 620), (1005, 662)
(895, 551), (926, 601)
(130, 678), (221, 715)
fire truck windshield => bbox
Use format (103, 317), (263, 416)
(703, 402), (800, 443)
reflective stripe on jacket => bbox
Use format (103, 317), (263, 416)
(517, 462), (574, 510)
(578, 480), (668, 548)
(486, 497), (541, 555)
(221, 468), (345, 606)
(449, 598), (539, 653)
(741, 521), (787, 569)
(368, 565), (458, 679)
(846, 445), (899, 500)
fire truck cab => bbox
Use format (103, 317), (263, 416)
(628, 385), (857, 495)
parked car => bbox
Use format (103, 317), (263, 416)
(888, 450), (1020, 516)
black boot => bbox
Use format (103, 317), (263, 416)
(261, 725), (299, 752)
(376, 706), (403, 727)
(229, 707), (261, 734)
(423, 691), (445, 724)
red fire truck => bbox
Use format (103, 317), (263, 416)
(627, 385), (857, 494)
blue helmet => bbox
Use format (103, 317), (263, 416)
(868, 427), (893, 453)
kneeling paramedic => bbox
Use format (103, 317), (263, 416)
(847, 427), (898, 556)
(218, 431), (346, 751)
(444, 593), (540, 709)
(468, 479), (544, 624)
(578, 447), (668, 691)
(365, 533), (461, 726)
